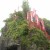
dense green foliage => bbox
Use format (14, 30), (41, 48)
(43, 18), (50, 35)
(1, 0), (50, 50)
(1, 14), (50, 50)
(22, 0), (30, 17)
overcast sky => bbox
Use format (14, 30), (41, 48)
(0, 0), (50, 30)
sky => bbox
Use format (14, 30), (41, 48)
(0, 0), (50, 31)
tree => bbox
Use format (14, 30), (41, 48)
(22, 0), (30, 17)
(1, 1), (50, 50)
(1, 11), (50, 50)
(43, 18), (50, 35)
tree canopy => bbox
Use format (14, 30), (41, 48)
(43, 18), (50, 35)
(22, 0), (30, 17)
(1, 0), (50, 50)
